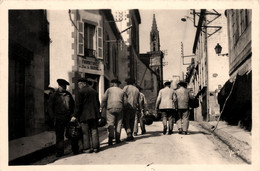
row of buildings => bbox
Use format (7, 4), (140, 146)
(184, 9), (252, 130)
(8, 9), (164, 143)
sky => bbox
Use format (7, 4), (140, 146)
(139, 9), (197, 81)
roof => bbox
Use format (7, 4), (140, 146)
(140, 53), (152, 66)
(101, 9), (122, 40)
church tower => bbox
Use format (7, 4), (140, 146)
(150, 14), (160, 53)
(149, 14), (163, 88)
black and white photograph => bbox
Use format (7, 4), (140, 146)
(0, 0), (259, 171)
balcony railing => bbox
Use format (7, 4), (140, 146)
(84, 48), (96, 58)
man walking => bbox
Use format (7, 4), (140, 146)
(48, 79), (76, 157)
(100, 79), (127, 145)
(71, 78), (101, 153)
(134, 86), (149, 135)
(175, 81), (195, 135)
(123, 78), (141, 141)
(155, 80), (177, 135)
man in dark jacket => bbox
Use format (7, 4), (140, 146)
(175, 81), (195, 135)
(71, 78), (101, 153)
(48, 79), (75, 157)
(100, 79), (127, 145)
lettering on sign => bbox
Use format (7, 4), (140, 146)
(79, 58), (101, 71)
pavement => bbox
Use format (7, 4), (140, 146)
(8, 127), (107, 165)
(8, 120), (251, 165)
(197, 121), (251, 164)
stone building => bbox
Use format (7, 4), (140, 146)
(186, 9), (229, 121)
(9, 10), (50, 140)
(100, 10), (123, 90)
(112, 10), (160, 110)
(218, 9), (252, 130)
(48, 10), (106, 101)
(112, 10), (141, 87)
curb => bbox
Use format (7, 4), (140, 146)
(198, 122), (251, 164)
(9, 127), (108, 165)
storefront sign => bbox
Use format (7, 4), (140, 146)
(79, 57), (101, 71)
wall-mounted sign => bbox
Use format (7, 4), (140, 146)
(79, 57), (101, 71)
(150, 56), (161, 67)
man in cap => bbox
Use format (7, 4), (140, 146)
(155, 80), (177, 135)
(175, 81), (195, 135)
(48, 79), (76, 157)
(71, 78), (101, 153)
(123, 78), (141, 141)
(134, 85), (149, 135)
(100, 79), (127, 145)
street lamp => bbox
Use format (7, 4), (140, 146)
(214, 43), (228, 56)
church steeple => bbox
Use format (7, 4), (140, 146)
(152, 14), (158, 31)
(150, 14), (160, 52)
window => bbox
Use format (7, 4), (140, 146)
(240, 9), (250, 34)
(232, 9), (251, 46)
(77, 20), (103, 59)
(240, 10), (245, 35)
(105, 33), (110, 69)
(77, 21), (84, 56)
(231, 10), (239, 45)
(84, 23), (95, 57)
(112, 45), (117, 74)
(97, 27), (103, 59)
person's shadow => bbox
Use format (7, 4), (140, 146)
(172, 130), (211, 135)
(99, 130), (163, 151)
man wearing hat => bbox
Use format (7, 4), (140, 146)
(175, 81), (195, 135)
(100, 79), (127, 145)
(123, 78), (141, 141)
(71, 78), (101, 153)
(48, 79), (76, 157)
(155, 80), (177, 135)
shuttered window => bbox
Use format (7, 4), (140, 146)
(97, 26), (103, 59)
(77, 21), (84, 56)
(112, 45), (117, 74)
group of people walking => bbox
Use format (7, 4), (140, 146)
(155, 80), (195, 135)
(48, 77), (149, 157)
(48, 77), (195, 158)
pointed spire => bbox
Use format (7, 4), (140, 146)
(152, 13), (158, 31)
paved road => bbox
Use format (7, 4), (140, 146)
(49, 121), (245, 165)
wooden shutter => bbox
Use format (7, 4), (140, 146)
(97, 26), (103, 59)
(77, 21), (84, 56)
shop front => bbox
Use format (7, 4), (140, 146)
(78, 57), (104, 101)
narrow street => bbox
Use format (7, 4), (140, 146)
(48, 121), (245, 165)
(3, 7), (255, 170)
